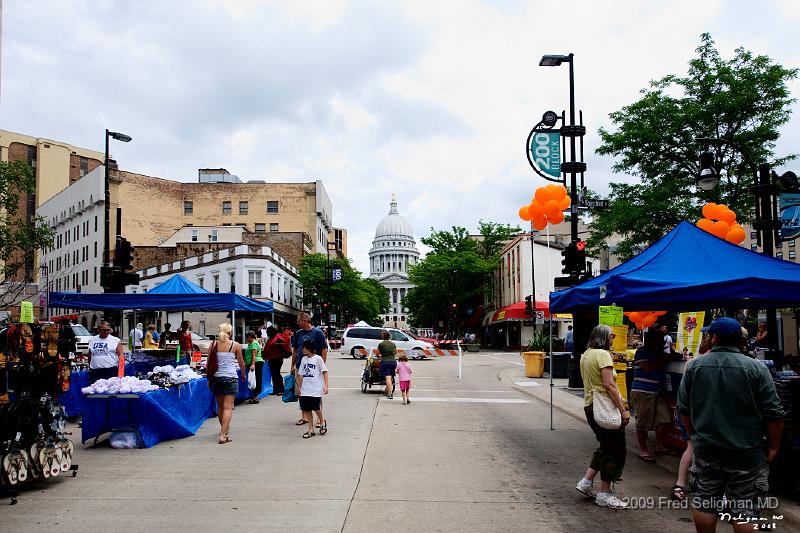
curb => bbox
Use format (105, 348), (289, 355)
(498, 367), (800, 529)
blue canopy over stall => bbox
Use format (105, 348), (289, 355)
(147, 274), (210, 294)
(48, 291), (274, 312)
(550, 221), (800, 312)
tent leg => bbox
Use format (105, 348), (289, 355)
(232, 310), (236, 342)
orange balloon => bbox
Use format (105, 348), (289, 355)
(718, 208), (736, 224)
(529, 201), (544, 220)
(544, 200), (561, 219)
(726, 226), (746, 244)
(535, 187), (550, 205)
(532, 216), (548, 230)
(635, 321), (645, 330)
(519, 206), (532, 221)
(643, 314), (658, 328)
(713, 220), (730, 238)
(629, 312), (642, 323)
(654, 311), (667, 316)
(551, 184), (568, 201)
(548, 210), (565, 224)
(558, 196), (571, 210)
(546, 184), (559, 197)
(697, 218), (714, 232)
(702, 202), (718, 220)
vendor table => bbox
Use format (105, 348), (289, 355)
(233, 364), (273, 403)
(81, 377), (214, 448)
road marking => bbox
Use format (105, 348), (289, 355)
(380, 397), (530, 404)
(328, 388), (517, 393)
(514, 381), (542, 387)
(478, 354), (524, 367)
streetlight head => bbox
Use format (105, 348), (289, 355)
(539, 54), (570, 67)
(697, 150), (719, 191)
(109, 131), (132, 142)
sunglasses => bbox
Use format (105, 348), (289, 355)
(99, 328), (112, 332)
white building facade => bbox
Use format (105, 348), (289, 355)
(368, 197), (420, 329)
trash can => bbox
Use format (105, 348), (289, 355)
(522, 351), (545, 378)
(548, 351), (570, 379)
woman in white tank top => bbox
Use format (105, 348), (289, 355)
(206, 323), (245, 444)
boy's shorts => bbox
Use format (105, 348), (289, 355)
(399, 380), (411, 391)
(299, 395), (321, 412)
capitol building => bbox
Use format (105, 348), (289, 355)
(369, 195), (420, 329)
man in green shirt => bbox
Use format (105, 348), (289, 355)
(244, 330), (264, 404)
(677, 317), (783, 531)
(377, 330), (397, 399)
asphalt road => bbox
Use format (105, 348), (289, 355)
(0, 350), (700, 532)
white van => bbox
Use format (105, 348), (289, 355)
(341, 326), (434, 360)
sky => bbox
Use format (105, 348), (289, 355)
(2, 0), (799, 274)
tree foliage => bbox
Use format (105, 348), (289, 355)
(590, 33), (797, 259)
(297, 253), (389, 326)
(0, 160), (55, 308)
(404, 221), (519, 329)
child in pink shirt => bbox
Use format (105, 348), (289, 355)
(396, 353), (412, 404)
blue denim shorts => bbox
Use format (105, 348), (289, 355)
(211, 377), (238, 396)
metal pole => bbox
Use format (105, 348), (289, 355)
(103, 130), (110, 267)
(567, 55), (578, 247)
(457, 340), (462, 379)
(232, 309), (236, 342)
(529, 221), (536, 306)
(549, 314), (554, 430)
(758, 163), (780, 352)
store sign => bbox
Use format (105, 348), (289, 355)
(779, 193), (800, 241)
(599, 305), (623, 326)
(528, 131), (561, 179)
(19, 301), (34, 323)
(677, 311), (705, 354)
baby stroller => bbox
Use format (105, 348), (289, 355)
(360, 355), (394, 393)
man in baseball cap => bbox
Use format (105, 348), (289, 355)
(678, 316), (783, 531)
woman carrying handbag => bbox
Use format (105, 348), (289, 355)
(575, 324), (631, 509)
(263, 326), (291, 396)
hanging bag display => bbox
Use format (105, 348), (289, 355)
(591, 388), (622, 429)
(247, 369), (257, 390)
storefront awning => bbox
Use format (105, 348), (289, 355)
(490, 300), (549, 323)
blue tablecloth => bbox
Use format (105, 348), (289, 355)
(233, 364), (273, 403)
(81, 377), (214, 448)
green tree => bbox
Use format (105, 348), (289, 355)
(1, 160), (55, 308)
(405, 222), (518, 329)
(297, 254), (389, 327)
(591, 33), (797, 259)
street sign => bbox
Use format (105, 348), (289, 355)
(331, 267), (343, 282)
(779, 192), (800, 241)
(583, 199), (610, 209)
(528, 131), (561, 179)
(329, 313), (337, 323)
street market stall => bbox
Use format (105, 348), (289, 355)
(549, 221), (800, 498)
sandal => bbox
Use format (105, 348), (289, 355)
(218, 436), (232, 444)
(638, 451), (655, 463)
(671, 484), (686, 501)
(319, 421), (327, 435)
(247, 398), (260, 404)
(296, 419), (308, 426)
(302, 431), (315, 439)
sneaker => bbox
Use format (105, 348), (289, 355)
(576, 479), (596, 498)
(595, 492), (628, 509)
(388, 395), (393, 399)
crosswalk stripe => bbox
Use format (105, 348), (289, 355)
(380, 397), (531, 404)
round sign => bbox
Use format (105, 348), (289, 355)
(542, 111), (558, 127)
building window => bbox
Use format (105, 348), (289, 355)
(79, 156), (88, 177)
(213, 274), (219, 293)
(229, 272), (236, 293)
(239, 201), (248, 215)
(222, 201), (231, 215)
(191, 229), (198, 242)
(209, 230), (218, 242)
(790, 251), (797, 260)
(248, 270), (262, 296)
(184, 201), (193, 215)
(777, 241), (783, 249)
(197, 276), (204, 289)
(751, 244), (758, 251)
(270, 223), (279, 232)
(750, 231), (757, 240)
(777, 252), (783, 259)
(791, 240), (796, 248)
(266, 201), (279, 214)
(255, 223), (265, 233)
(95, 216), (98, 231)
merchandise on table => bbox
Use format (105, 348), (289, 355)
(81, 376), (160, 395)
(147, 364), (203, 385)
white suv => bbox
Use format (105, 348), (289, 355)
(341, 326), (434, 359)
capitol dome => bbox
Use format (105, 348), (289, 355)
(375, 198), (415, 239)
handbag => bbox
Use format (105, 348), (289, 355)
(247, 369), (257, 390)
(591, 388), (622, 429)
(282, 374), (298, 403)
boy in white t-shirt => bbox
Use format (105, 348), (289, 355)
(296, 339), (329, 438)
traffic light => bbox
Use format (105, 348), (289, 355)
(101, 266), (141, 293)
(114, 237), (135, 270)
(561, 242), (577, 275)
(575, 240), (587, 275)
(524, 295), (533, 315)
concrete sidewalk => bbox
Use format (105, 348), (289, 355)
(499, 366), (800, 529)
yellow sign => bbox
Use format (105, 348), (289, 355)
(497, 311), (506, 320)
(553, 313), (573, 319)
(612, 325), (628, 352)
(678, 311), (705, 355)
(599, 305), (624, 326)
(19, 302), (34, 323)
(614, 362), (628, 402)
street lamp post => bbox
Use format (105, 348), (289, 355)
(697, 137), (783, 351)
(103, 129), (132, 269)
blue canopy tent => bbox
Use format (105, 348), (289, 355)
(550, 221), (800, 312)
(49, 274), (274, 339)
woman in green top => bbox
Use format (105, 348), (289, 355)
(575, 324), (631, 510)
(377, 330), (397, 399)
(245, 330), (264, 404)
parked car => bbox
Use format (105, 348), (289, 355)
(163, 332), (213, 355)
(403, 329), (439, 347)
(341, 326), (434, 359)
